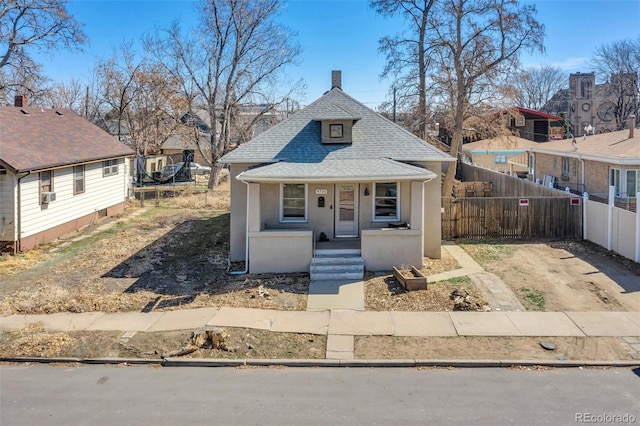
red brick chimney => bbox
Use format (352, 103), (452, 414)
(14, 95), (28, 107)
(629, 115), (635, 138)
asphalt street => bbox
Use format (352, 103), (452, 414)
(1, 365), (639, 425)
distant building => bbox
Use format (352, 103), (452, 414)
(540, 89), (568, 117)
(567, 72), (638, 136)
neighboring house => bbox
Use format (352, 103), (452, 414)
(161, 133), (210, 166)
(461, 136), (542, 176)
(567, 72), (638, 136)
(439, 106), (563, 147)
(160, 109), (216, 166)
(0, 97), (134, 251)
(220, 71), (455, 276)
(162, 106), (282, 166)
(500, 107), (564, 142)
(524, 119), (638, 203)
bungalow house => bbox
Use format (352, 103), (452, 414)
(0, 97), (134, 252)
(220, 71), (455, 277)
(525, 117), (638, 206)
(461, 135), (544, 176)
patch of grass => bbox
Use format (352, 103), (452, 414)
(457, 241), (514, 265)
(518, 287), (546, 310)
(435, 276), (472, 288)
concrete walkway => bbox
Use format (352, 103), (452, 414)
(303, 242), (527, 358)
(2, 240), (639, 361)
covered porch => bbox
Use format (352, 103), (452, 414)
(236, 158), (440, 275)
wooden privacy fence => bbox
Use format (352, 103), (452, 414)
(458, 163), (567, 197)
(442, 196), (583, 240)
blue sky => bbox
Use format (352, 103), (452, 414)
(37, 0), (640, 109)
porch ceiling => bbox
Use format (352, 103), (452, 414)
(236, 158), (437, 183)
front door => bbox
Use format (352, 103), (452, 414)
(335, 183), (359, 237)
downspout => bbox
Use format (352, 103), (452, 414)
(229, 179), (250, 275)
(16, 171), (31, 253)
(421, 178), (429, 265)
(579, 154), (585, 195)
(636, 191), (640, 263)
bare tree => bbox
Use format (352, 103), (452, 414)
(97, 42), (185, 155)
(592, 37), (640, 130)
(0, 0), (86, 99)
(371, 0), (437, 140)
(430, 0), (544, 196)
(514, 65), (566, 111)
(146, 0), (303, 188)
(42, 77), (85, 110)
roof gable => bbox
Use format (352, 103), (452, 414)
(0, 107), (134, 173)
(221, 88), (453, 164)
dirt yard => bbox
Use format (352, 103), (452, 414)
(459, 240), (640, 312)
(1, 188), (639, 362)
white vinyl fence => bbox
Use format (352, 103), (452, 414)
(584, 189), (640, 263)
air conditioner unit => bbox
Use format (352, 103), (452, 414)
(41, 192), (56, 204)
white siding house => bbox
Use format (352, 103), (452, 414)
(0, 98), (134, 251)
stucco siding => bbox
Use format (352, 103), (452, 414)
(18, 159), (128, 239)
(414, 161), (443, 258)
(0, 172), (17, 241)
(248, 230), (312, 273)
(229, 163), (258, 261)
(362, 229), (423, 271)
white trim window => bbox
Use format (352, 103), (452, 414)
(625, 169), (639, 198)
(73, 165), (85, 195)
(610, 168), (621, 197)
(40, 170), (53, 193)
(562, 157), (570, 177)
(528, 153), (535, 176)
(495, 154), (506, 164)
(103, 159), (118, 177)
(280, 183), (307, 222)
(373, 182), (399, 221)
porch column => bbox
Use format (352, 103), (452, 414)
(247, 183), (261, 232)
(410, 181), (424, 259)
(423, 178), (442, 258)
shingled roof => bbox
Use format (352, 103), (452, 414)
(0, 106), (134, 173)
(221, 88), (454, 165)
(528, 129), (640, 164)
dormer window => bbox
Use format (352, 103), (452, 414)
(313, 105), (360, 144)
(330, 124), (343, 138)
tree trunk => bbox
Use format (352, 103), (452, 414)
(208, 162), (225, 189)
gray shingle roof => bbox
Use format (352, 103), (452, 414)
(237, 158), (437, 182)
(221, 88), (454, 164)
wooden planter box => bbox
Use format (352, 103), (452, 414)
(392, 266), (427, 291)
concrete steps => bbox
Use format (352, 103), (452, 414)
(310, 249), (364, 281)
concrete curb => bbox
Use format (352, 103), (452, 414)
(2, 356), (639, 368)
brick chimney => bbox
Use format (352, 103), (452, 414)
(331, 70), (341, 90)
(14, 95), (28, 107)
(629, 115), (635, 138)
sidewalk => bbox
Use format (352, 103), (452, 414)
(2, 306), (639, 338)
(1, 242), (639, 362)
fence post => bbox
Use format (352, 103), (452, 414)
(582, 192), (589, 240)
(607, 186), (615, 251)
(636, 191), (640, 262)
